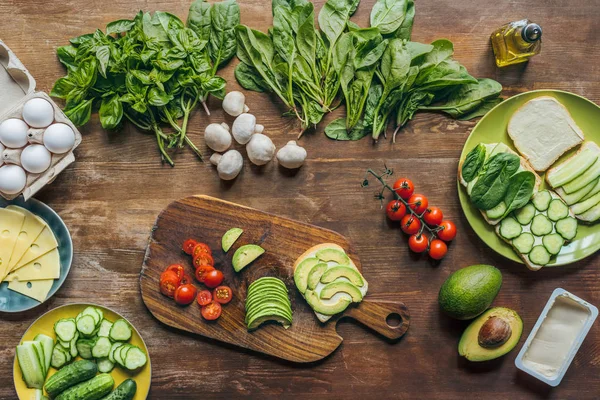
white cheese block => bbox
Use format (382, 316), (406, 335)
(0, 208), (26, 280)
(6, 205), (47, 271)
(7, 278), (54, 302)
(11, 226), (58, 272)
(4, 248), (60, 281)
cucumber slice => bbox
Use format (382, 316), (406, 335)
(581, 178), (600, 202)
(486, 201), (507, 219)
(563, 158), (600, 194)
(76, 315), (96, 336)
(97, 358), (115, 373)
(514, 203), (536, 225)
(98, 319), (113, 338)
(529, 245), (551, 266)
(499, 217), (522, 240)
(69, 332), (79, 358)
(16, 342), (45, 389)
(547, 148), (598, 187)
(77, 307), (100, 326)
(109, 319), (132, 342)
(531, 214), (553, 236)
(556, 217), (578, 240)
(543, 233), (564, 255)
(577, 202), (600, 222)
(108, 342), (124, 363)
(118, 345), (132, 366)
(33, 334), (54, 378)
(76, 338), (95, 359)
(572, 191), (600, 215)
(512, 232), (534, 254)
(54, 319), (77, 342)
(92, 337), (112, 358)
(93, 307), (105, 325)
(532, 190), (552, 211)
(556, 178), (598, 205)
(548, 199), (569, 221)
(112, 344), (127, 365)
(124, 347), (148, 370)
(50, 345), (68, 369)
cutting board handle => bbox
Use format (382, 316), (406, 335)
(342, 299), (410, 340)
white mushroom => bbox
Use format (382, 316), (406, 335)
(204, 122), (232, 152)
(222, 91), (249, 117)
(246, 133), (276, 166)
(276, 141), (307, 169)
(232, 113), (264, 144)
(210, 150), (243, 180)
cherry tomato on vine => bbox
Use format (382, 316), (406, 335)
(423, 207), (444, 226)
(193, 253), (214, 269)
(393, 178), (415, 200)
(197, 290), (212, 306)
(195, 265), (215, 283)
(429, 239), (448, 260)
(174, 284), (197, 305)
(204, 270), (224, 288)
(182, 239), (198, 255)
(408, 234), (429, 253)
(437, 220), (457, 242)
(159, 271), (181, 298)
(386, 200), (407, 221)
(401, 215), (421, 235)
(407, 194), (429, 214)
(192, 243), (212, 258)
(201, 301), (222, 320)
(165, 264), (185, 280)
(213, 286), (233, 304)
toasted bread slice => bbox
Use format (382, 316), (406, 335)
(508, 97), (584, 172)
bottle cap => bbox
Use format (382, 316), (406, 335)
(522, 23), (542, 43)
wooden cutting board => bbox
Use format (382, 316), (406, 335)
(139, 195), (410, 363)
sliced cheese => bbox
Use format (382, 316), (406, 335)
(4, 248), (60, 281)
(0, 208), (26, 280)
(11, 227), (58, 272)
(7, 278), (54, 303)
(6, 205), (47, 271)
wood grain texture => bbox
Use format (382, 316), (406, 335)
(0, 0), (599, 399)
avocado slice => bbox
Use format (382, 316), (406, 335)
(248, 279), (288, 294)
(232, 244), (265, 272)
(319, 281), (363, 302)
(458, 307), (523, 362)
(304, 290), (351, 316)
(245, 302), (292, 323)
(293, 257), (320, 294)
(222, 228), (243, 252)
(307, 263), (328, 291)
(248, 284), (288, 299)
(320, 265), (364, 287)
(246, 293), (290, 312)
(247, 312), (292, 331)
(248, 277), (288, 290)
(315, 248), (350, 265)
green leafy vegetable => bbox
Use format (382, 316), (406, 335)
(501, 171), (536, 219)
(462, 144), (487, 183)
(471, 153), (521, 210)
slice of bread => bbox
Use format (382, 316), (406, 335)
(508, 96), (584, 172)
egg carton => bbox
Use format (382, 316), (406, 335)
(0, 40), (82, 200)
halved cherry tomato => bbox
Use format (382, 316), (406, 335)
(407, 194), (428, 214)
(429, 239), (448, 260)
(204, 270), (224, 288)
(393, 178), (415, 200)
(159, 271), (180, 298)
(197, 290), (212, 306)
(437, 220), (457, 242)
(201, 301), (222, 320)
(165, 264), (185, 280)
(180, 274), (193, 285)
(401, 215), (421, 235)
(192, 243), (212, 258)
(386, 200), (407, 221)
(408, 234), (429, 253)
(193, 253), (214, 269)
(174, 284), (197, 305)
(213, 286), (233, 304)
(195, 265), (215, 283)
(423, 207), (444, 226)
(182, 239), (198, 255)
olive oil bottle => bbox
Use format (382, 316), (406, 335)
(491, 19), (542, 67)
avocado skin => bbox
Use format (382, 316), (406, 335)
(458, 307), (523, 361)
(438, 265), (502, 320)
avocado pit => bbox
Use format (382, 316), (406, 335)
(478, 316), (512, 348)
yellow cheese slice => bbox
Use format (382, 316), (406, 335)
(0, 208), (26, 280)
(11, 227), (58, 272)
(7, 278), (54, 302)
(6, 205), (47, 271)
(4, 248), (60, 281)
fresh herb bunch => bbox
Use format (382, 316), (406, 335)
(51, 0), (240, 165)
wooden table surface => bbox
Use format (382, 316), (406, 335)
(1, 0), (599, 398)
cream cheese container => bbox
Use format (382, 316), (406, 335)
(0, 40), (82, 200)
(515, 288), (598, 386)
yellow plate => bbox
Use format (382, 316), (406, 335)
(13, 303), (151, 399)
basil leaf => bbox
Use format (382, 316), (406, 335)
(462, 144), (487, 183)
(99, 94), (123, 130)
(501, 171), (536, 219)
(56, 46), (78, 71)
(148, 86), (173, 106)
(106, 19), (135, 35)
(96, 45), (111, 78)
(64, 98), (93, 127)
(471, 153), (521, 210)
(50, 77), (76, 99)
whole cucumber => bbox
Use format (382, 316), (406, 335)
(55, 373), (114, 400)
(44, 359), (97, 397)
(99, 379), (137, 400)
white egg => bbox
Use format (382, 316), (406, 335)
(21, 144), (52, 174)
(0, 143), (4, 166)
(22, 98), (55, 128)
(43, 123), (75, 154)
(0, 164), (27, 194)
(0, 118), (29, 148)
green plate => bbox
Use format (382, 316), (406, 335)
(458, 90), (600, 266)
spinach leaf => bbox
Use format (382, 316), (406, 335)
(501, 171), (536, 219)
(471, 153), (521, 210)
(457, 98), (503, 120)
(209, 0), (240, 69)
(461, 144), (487, 183)
(395, 0), (414, 39)
(318, 0), (360, 45)
(421, 78), (502, 117)
(324, 118), (369, 140)
(370, 0), (408, 36)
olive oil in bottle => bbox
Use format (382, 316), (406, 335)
(491, 19), (542, 67)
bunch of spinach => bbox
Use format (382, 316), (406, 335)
(51, 0), (240, 166)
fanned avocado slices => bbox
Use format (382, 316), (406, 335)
(319, 281), (363, 302)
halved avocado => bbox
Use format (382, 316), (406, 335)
(222, 228), (243, 252)
(315, 248), (350, 265)
(293, 257), (320, 294)
(307, 263), (328, 290)
(320, 265), (364, 287)
(233, 244), (265, 272)
(319, 281), (363, 302)
(458, 307), (523, 362)
(247, 312), (292, 331)
(245, 302), (292, 323)
(305, 290), (351, 316)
